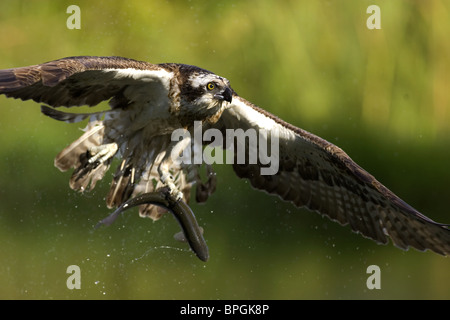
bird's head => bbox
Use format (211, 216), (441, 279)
(177, 65), (233, 123)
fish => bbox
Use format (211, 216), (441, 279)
(95, 187), (209, 262)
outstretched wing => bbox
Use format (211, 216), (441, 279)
(0, 56), (171, 108)
(214, 95), (450, 255)
(0, 56), (183, 218)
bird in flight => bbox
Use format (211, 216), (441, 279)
(0, 56), (449, 258)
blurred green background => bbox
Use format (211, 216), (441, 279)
(0, 0), (449, 299)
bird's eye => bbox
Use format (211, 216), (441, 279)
(206, 82), (215, 91)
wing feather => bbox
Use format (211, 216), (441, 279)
(214, 95), (450, 255)
(0, 56), (169, 108)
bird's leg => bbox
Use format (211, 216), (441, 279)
(88, 143), (118, 164)
(159, 169), (182, 200)
(158, 137), (192, 201)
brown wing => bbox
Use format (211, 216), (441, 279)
(0, 56), (164, 107)
(214, 95), (450, 255)
(0, 56), (182, 217)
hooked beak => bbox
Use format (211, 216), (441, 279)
(214, 87), (233, 103)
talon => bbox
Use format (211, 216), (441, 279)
(88, 143), (118, 164)
(167, 184), (183, 201)
(160, 172), (183, 201)
(174, 190), (183, 201)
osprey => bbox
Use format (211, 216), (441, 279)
(0, 56), (449, 258)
